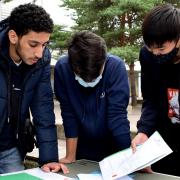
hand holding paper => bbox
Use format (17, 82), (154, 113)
(99, 131), (173, 180)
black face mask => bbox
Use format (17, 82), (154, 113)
(151, 47), (179, 64)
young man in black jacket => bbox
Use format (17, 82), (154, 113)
(132, 4), (180, 176)
(0, 3), (68, 174)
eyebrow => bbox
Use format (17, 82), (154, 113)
(28, 40), (50, 45)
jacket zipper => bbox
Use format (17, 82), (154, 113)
(16, 61), (49, 139)
(0, 50), (50, 138)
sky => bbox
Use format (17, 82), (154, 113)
(2, 0), (75, 28)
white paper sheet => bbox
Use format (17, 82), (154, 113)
(77, 173), (133, 180)
(25, 168), (73, 180)
(99, 131), (173, 180)
(77, 173), (103, 180)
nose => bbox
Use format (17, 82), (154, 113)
(34, 46), (44, 59)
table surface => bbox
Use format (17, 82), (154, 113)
(134, 173), (180, 180)
(59, 159), (180, 180)
(1, 159), (180, 180)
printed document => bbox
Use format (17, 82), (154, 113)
(99, 131), (172, 180)
(77, 173), (133, 180)
(1, 168), (73, 180)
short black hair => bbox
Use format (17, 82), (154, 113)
(9, 3), (53, 36)
(68, 31), (107, 82)
(142, 4), (180, 48)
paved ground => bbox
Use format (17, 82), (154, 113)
(127, 105), (141, 133)
(28, 99), (141, 159)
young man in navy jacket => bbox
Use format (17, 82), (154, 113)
(0, 3), (68, 174)
(132, 4), (180, 176)
(54, 31), (131, 163)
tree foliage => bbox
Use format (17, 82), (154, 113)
(49, 24), (72, 57)
(62, 0), (179, 61)
(61, 0), (179, 106)
(61, 0), (163, 60)
(110, 45), (139, 65)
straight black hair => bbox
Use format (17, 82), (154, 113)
(68, 31), (107, 82)
(142, 4), (180, 48)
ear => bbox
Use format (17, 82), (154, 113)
(176, 39), (180, 48)
(8, 30), (18, 44)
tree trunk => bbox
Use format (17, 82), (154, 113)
(129, 63), (137, 106)
(119, 14), (126, 46)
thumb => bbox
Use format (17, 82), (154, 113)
(131, 141), (137, 153)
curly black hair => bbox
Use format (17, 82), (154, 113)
(9, 3), (53, 36)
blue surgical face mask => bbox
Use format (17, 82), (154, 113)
(151, 47), (179, 64)
(75, 74), (102, 88)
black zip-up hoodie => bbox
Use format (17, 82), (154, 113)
(137, 46), (180, 146)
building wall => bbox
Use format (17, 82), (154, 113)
(0, 2), (12, 21)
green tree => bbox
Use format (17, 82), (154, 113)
(49, 24), (72, 58)
(102, 0), (162, 106)
(61, 0), (164, 105)
(61, 0), (179, 106)
(110, 45), (139, 106)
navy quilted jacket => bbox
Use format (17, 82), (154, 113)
(0, 19), (58, 165)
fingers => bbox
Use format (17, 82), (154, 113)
(41, 162), (69, 174)
(50, 164), (61, 173)
(145, 167), (153, 173)
(60, 163), (69, 174)
(139, 166), (153, 173)
(131, 141), (137, 153)
(131, 136), (140, 153)
(41, 165), (51, 172)
(131, 133), (149, 153)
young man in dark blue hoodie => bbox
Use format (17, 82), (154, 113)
(54, 31), (131, 163)
(0, 3), (68, 174)
(132, 4), (180, 176)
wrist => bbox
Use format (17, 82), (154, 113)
(65, 155), (76, 162)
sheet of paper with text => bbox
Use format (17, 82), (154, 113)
(99, 131), (173, 180)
